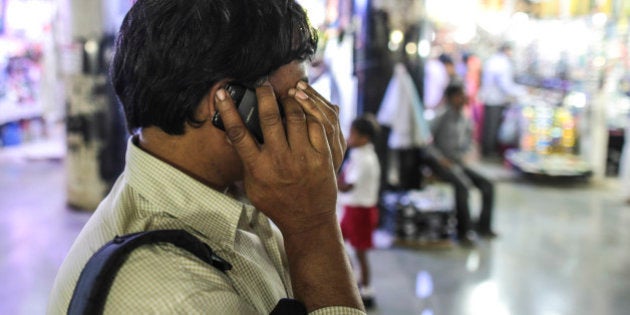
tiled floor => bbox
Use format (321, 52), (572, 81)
(1, 140), (629, 315)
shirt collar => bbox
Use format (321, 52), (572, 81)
(124, 137), (250, 250)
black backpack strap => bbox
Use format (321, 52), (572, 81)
(67, 229), (232, 315)
(271, 298), (308, 315)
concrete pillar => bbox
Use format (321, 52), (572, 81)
(62, 0), (130, 211)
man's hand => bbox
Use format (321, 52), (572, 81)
(438, 157), (454, 169)
(215, 81), (363, 312)
(295, 81), (346, 173)
(214, 81), (337, 236)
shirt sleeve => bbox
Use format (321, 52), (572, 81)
(311, 306), (367, 315)
(429, 111), (447, 157)
(496, 58), (524, 99)
(106, 246), (367, 315)
(174, 290), (261, 315)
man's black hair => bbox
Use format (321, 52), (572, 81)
(438, 53), (453, 65)
(444, 82), (465, 99)
(499, 42), (513, 53)
(112, 0), (318, 135)
(351, 114), (380, 142)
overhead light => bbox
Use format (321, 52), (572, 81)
(405, 42), (418, 55)
(390, 30), (404, 45)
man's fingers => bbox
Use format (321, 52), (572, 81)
(282, 95), (309, 148)
(299, 82), (342, 127)
(288, 88), (329, 153)
(298, 81), (331, 107)
(296, 82), (346, 171)
(214, 88), (259, 162)
(256, 83), (287, 151)
(291, 87), (334, 135)
(305, 115), (331, 154)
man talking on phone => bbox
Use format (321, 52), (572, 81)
(47, 0), (365, 314)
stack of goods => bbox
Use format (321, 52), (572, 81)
(520, 105), (577, 154)
(506, 101), (591, 180)
(380, 186), (455, 247)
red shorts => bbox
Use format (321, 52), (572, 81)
(340, 205), (379, 250)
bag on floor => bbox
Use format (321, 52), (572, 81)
(67, 229), (307, 315)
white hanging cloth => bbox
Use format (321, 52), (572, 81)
(377, 63), (432, 149)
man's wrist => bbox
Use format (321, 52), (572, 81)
(278, 211), (338, 239)
(283, 215), (364, 312)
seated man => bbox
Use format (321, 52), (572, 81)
(47, 0), (365, 314)
(424, 83), (497, 246)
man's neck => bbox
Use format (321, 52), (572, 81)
(137, 127), (232, 192)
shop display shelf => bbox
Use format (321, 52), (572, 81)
(505, 149), (593, 182)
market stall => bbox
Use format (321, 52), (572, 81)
(501, 13), (630, 181)
(504, 86), (593, 181)
(0, 0), (53, 146)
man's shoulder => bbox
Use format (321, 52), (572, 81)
(431, 108), (448, 125)
(115, 240), (232, 285)
(50, 229), (234, 314)
(354, 144), (378, 159)
(100, 241), (242, 312)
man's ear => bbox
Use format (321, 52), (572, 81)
(199, 79), (231, 119)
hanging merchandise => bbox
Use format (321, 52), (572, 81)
(0, 42), (44, 130)
(0, 0), (56, 146)
(377, 63), (431, 150)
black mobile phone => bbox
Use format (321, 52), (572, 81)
(212, 83), (264, 143)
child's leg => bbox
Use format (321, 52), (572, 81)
(356, 249), (370, 287)
(356, 248), (375, 308)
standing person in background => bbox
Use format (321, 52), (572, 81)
(462, 52), (484, 143)
(338, 114), (381, 309)
(424, 53), (456, 118)
(479, 43), (524, 158)
(48, 0), (365, 314)
(429, 83), (497, 246)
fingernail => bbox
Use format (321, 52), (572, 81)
(225, 136), (233, 146)
(297, 81), (307, 90)
(216, 89), (226, 101)
(296, 90), (308, 100)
